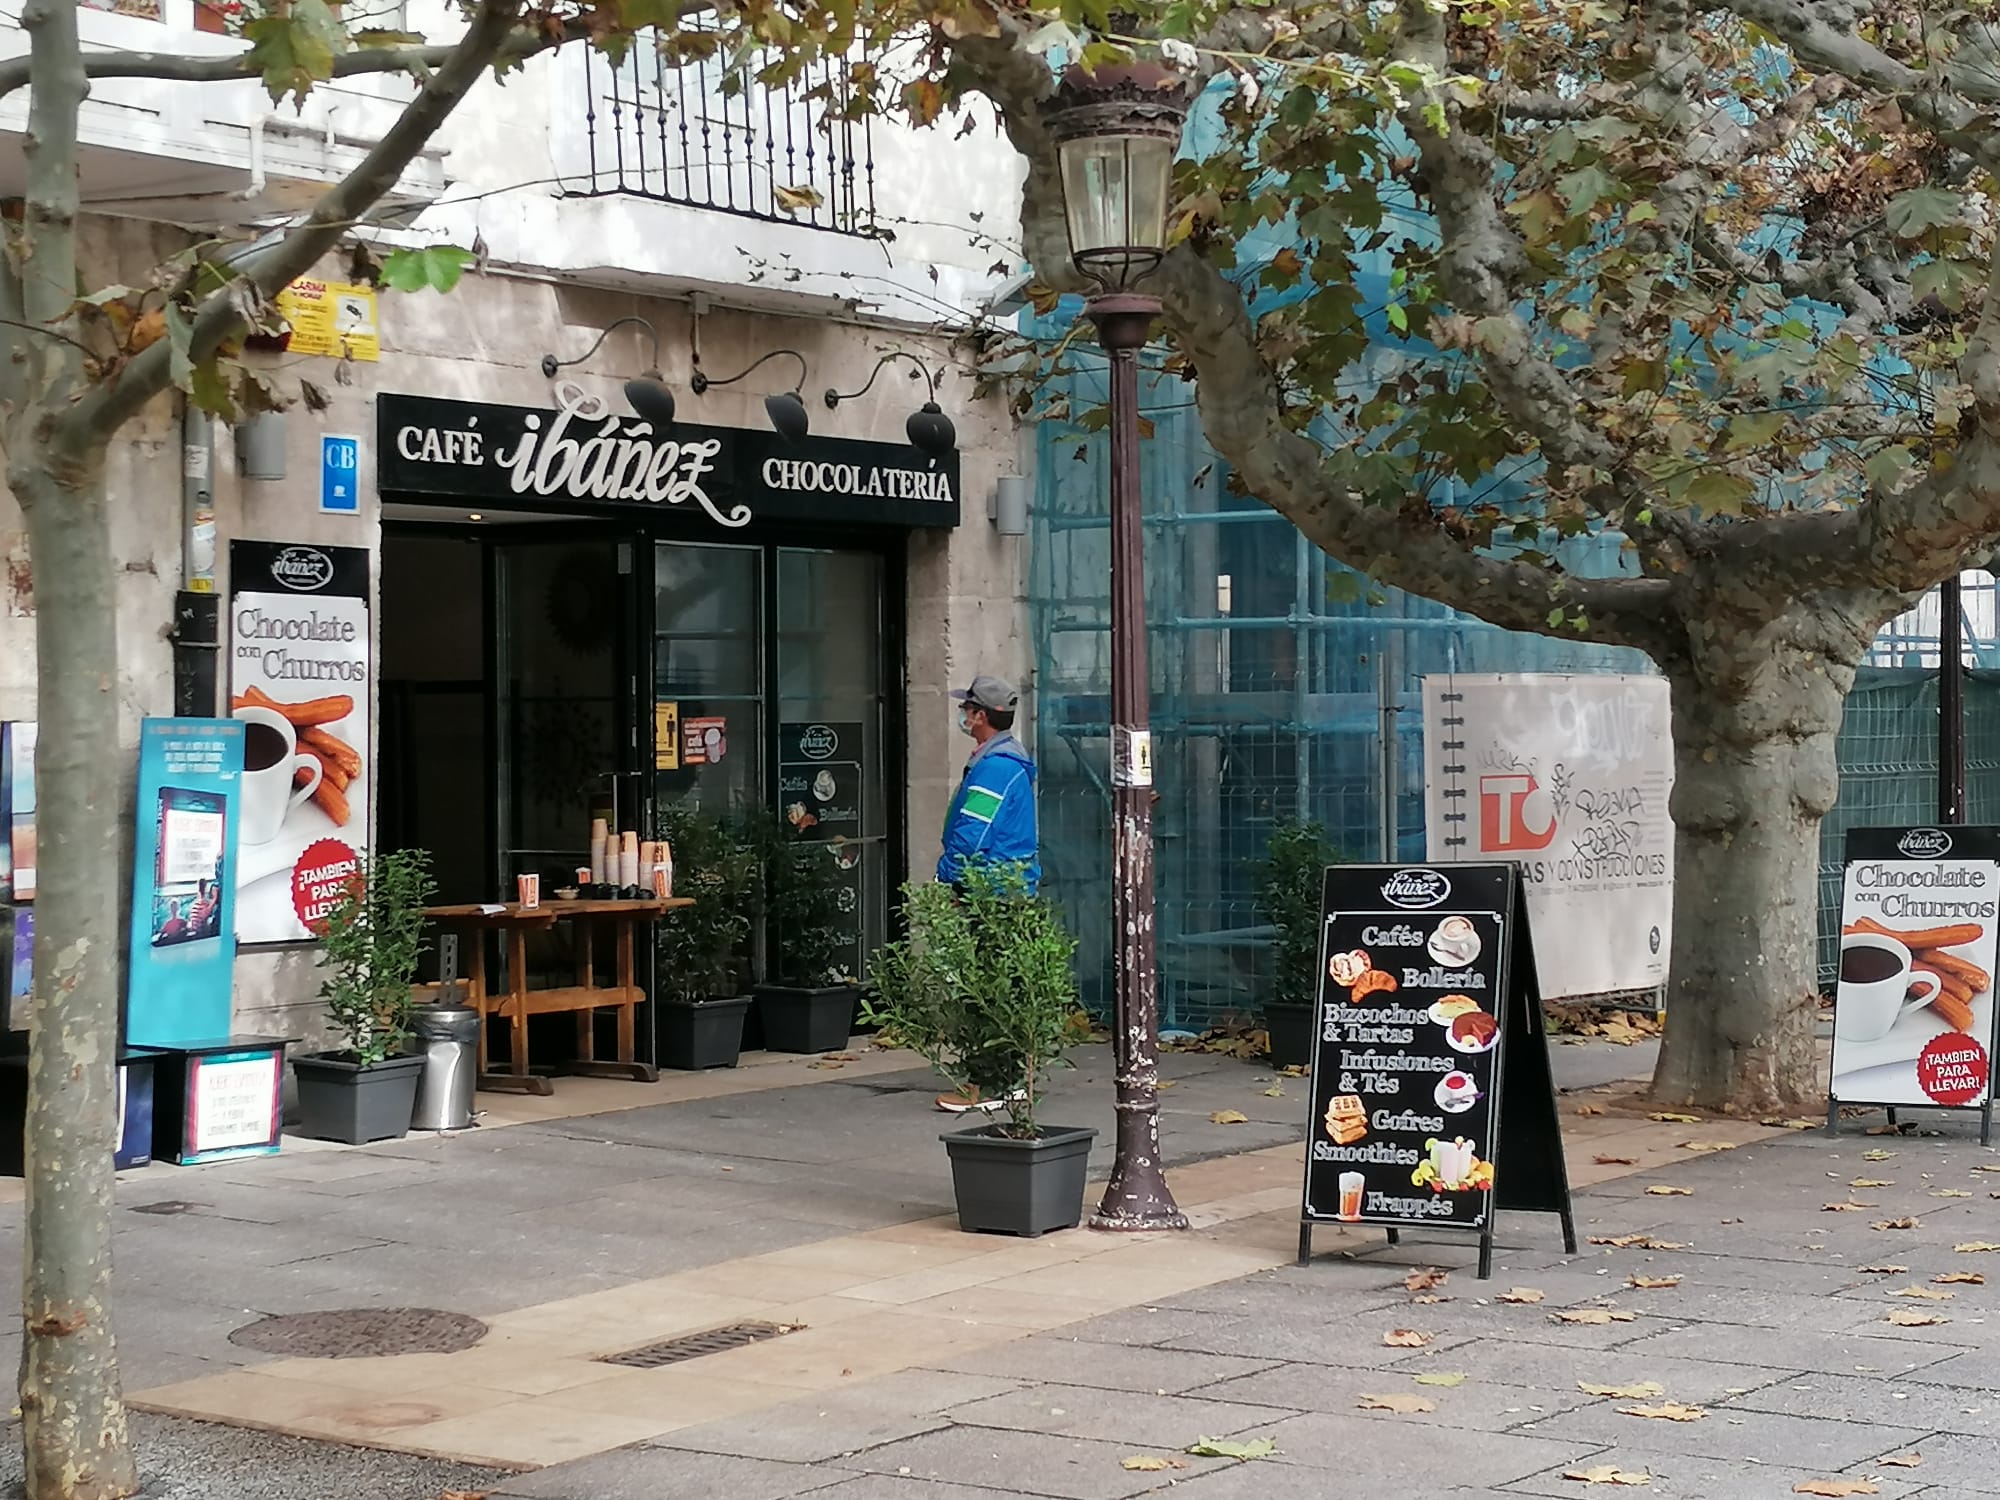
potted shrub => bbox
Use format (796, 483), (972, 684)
(866, 866), (1095, 1237)
(752, 819), (858, 1053)
(656, 804), (757, 1069)
(294, 848), (436, 1144)
(1256, 817), (1341, 1069)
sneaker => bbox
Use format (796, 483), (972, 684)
(935, 1089), (1005, 1113)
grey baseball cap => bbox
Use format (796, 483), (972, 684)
(952, 675), (1018, 713)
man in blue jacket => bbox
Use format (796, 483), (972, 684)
(935, 674), (1039, 1112)
(938, 674), (1040, 894)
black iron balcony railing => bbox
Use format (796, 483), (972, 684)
(568, 36), (880, 238)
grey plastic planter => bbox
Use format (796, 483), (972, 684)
(660, 995), (751, 1070)
(753, 983), (856, 1053)
(292, 1052), (424, 1145)
(1264, 1001), (1314, 1071)
(940, 1123), (1098, 1237)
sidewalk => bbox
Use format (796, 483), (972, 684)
(7, 1034), (1962, 1498)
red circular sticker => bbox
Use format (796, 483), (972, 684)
(292, 838), (360, 934)
(1917, 1033), (1990, 1107)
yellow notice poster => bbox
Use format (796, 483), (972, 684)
(654, 701), (680, 770)
(277, 280), (380, 362)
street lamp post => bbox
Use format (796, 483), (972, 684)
(1046, 58), (1194, 1231)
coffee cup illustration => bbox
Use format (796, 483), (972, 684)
(234, 705), (321, 846)
(1836, 933), (1941, 1043)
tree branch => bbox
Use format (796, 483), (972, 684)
(0, 15), (585, 104)
(1151, 244), (1673, 651)
(53, 0), (529, 447)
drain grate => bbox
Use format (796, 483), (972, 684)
(598, 1320), (797, 1369)
(228, 1308), (489, 1359)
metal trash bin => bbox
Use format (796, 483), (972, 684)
(410, 1003), (478, 1131)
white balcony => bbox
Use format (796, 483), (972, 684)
(0, 0), (445, 229)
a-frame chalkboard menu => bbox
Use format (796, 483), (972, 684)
(1298, 863), (1576, 1278)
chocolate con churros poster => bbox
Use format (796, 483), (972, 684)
(1832, 826), (2000, 1112)
(228, 541), (370, 944)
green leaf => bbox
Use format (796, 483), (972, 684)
(244, 0), (343, 105)
(379, 246), (478, 295)
(1864, 445), (1915, 490)
(1558, 164), (1617, 215)
(1683, 472), (1754, 516)
(164, 301), (194, 392)
(1186, 1437), (1278, 1460)
(1723, 411), (1787, 451)
(188, 359), (238, 420)
(1385, 304), (1408, 333)
(1626, 201), (1660, 224)
(1885, 187), (1962, 239)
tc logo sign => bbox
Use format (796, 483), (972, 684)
(1479, 772), (1557, 853)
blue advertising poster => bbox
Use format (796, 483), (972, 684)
(127, 719), (244, 1048)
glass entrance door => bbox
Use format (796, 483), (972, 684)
(776, 549), (890, 976)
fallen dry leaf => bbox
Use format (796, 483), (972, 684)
(1119, 1457), (1187, 1472)
(1498, 1287), (1546, 1304)
(1383, 1329), (1433, 1348)
(1357, 1392), (1437, 1414)
(1594, 1154), (1638, 1165)
(1411, 1294), (1447, 1304)
(1858, 1264), (1909, 1274)
(1154, 1079), (1177, 1089)
(1562, 1465), (1653, 1485)
(1823, 1202), (1875, 1212)
(1588, 1234), (1687, 1250)
(1576, 1104), (1606, 1116)
(1552, 1308), (1638, 1325)
(1792, 1481), (1878, 1497)
(1184, 1437), (1277, 1460)
(1645, 1186), (1693, 1196)
(1888, 1285), (1953, 1300)
(1976, 1164), (2000, 1172)
(1873, 1218), (1921, 1230)
(1404, 1267), (1449, 1292)
(1763, 1117), (1823, 1130)
(1884, 1308), (1950, 1326)
(1956, 1241), (2000, 1253)
(1578, 1380), (1666, 1398)
(439, 1493), (487, 1500)
(1619, 1402), (1705, 1422)
(1876, 1452), (1922, 1468)
(805, 1058), (847, 1069)
(1412, 1372), (1466, 1387)
(1934, 1272), (1986, 1284)
(1850, 1178), (1895, 1188)
(1261, 1085), (1286, 1098)
(1648, 1112), (1701, 1123)
(1627, 1275), (1681, 1289)
(1209, 1110), (1249, 1125)
(1681, 1139), (1739, 1152)
(1934, 1189), (1974, 1198)
(1863, 1148), (1895, 1161)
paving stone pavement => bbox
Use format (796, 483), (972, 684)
(25, 1034), (2000, 1498)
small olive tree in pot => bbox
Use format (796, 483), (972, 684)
(295, 848), (437, 1144)
(656, 804), (759, 1069)
(752, 819), (858, 1053)
(866, 865), (1092, 1236)
(1255, 819), (1341, 1070)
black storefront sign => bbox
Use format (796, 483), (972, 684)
(1300, 863), (1575, 1278)
(778, 722), (865, 976)
(377, 392), (960, 529)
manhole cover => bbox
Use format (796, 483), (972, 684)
(227, 1308), (488, 1358)
(598, 1321), (797, 1369)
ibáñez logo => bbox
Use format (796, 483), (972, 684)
(1898, 828), (1953, 859)
(1381, 869), (1452, 910)
(797, 725), (839, 761)
(270, 547), (334, 592)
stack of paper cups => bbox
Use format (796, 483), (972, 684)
(618, 830), (640, 889)
(589, 819), (609, 884)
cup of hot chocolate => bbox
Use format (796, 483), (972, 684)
(1836, 933), (1940, 1042)
(234, 705), (321, 846)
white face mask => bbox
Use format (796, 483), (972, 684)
(958, 709), (975, 738)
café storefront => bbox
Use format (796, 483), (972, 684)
(373, 389), (964, 1058)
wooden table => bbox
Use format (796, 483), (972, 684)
(424, 898), (692, 1095)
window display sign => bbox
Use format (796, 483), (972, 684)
(780, 722), (865, 974)
(1301, 862), (1575, 1278)
(682, 717), (728, 765)
(5, 720), (36, 901)
(148, 1040), (285, 1165)
(227, 541), (370, 943)
(127, 719), (243, 1049)
(1831, 826), (2000, 1142)
(377, 392), (961, 530)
